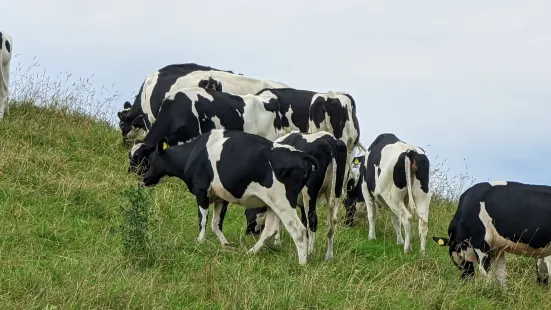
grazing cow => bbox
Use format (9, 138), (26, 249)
(244, 131), (348, 260)
(0, 30), (12, 120)
(117, 63), (235, 146)
(433, 181), (551, 287)
(344, 133), (431, 254)
(128, 87), (286, 175)
(140, 129), (320, 265)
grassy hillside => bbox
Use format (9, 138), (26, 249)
(0, 102), (550, 309)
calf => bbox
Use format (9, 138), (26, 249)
(344, 133), (431, 254)
(140, 129), (319, 265)
(244, 131), (348, 260)
(0, 30), (12, 120)
(117, 63), (235, 146)
(128, 87), (286, 175)
(433, 181), (551, 287)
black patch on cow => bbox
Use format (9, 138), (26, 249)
(217, 133), (275, 198)
(256, 88), (316, 132)
(1, 32), (10, 54)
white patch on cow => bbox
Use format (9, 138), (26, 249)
(141, 71), (160, 125)
(197, 207), (209, 243)
(489, 181), (508, 186)
(537, 256), (551, 283)
(479, 201), (551, 258)
(168, 71), (288, 97)
(130, 142), (145, 157)
(0, 31), (13, 120)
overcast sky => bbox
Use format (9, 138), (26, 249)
(4, 0), (551, 185)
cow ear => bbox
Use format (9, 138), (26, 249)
(433, 236), (450, 246)
(158, 137), (169, 153)
(124, 101), (131, 109)
(217, 81), (223, 92)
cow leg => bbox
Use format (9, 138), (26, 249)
(361, 181), (377, 240)
(211, 201), (230, 246)
(272, 218), (282, 246)
(390, 213), (404, 245)
(400, 204), (413, 253)
(536, 258), (549, 285)
(269, 201), (308, 265)
(413, 188), (431, 255)
(302, 187), (319, 256)
(248, 208), (279, 254)
(494, 252), (507, 288)
(474, 248), (493, 280)
(344, 200), (357, 227)
(325, 188), (339, 261)
(196, 193), (210, 243)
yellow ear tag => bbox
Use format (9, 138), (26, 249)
(353, 158), (360, 165)
(438, 239), (445, 246)
(162, 142), (169, 150)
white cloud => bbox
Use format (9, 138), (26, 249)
(4, 0), (550, 184)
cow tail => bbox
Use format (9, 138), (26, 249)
(404, 150), (422, 221)
(329, 157), (337, 207)
(303, 154), (319, 172)
(333, 140), (348, 199)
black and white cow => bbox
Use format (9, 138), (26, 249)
(255, 88), (364, 184)
(140, 129), (320, 265)
(128, 87), (286, 175)
(0, 30), (12, 120)
(433, 181), (551, 287)
(117, 66), (289, 146)
(244, 131), (348, 260)
(344, 133), (431, 254)
(117, 63), (233, 146)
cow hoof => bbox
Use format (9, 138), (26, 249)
(197, 236), (206, 243)
(325, 253), (334, 262)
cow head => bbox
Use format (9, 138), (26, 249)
(244, 208), (267, 235)
(127, 140), (155, 175)
(197, 77), (223, 92)
(433, 237), (476, 280)
(142, 138), (172, 187)
(117, 101), (134, 146)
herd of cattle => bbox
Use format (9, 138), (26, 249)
(2, 30), (551, 288)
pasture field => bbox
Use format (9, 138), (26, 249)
(1, 104), (550, 310)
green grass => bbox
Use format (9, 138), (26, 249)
(0, 103), (550, 309)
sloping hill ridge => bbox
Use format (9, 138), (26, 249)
(0, 103), (548, 309)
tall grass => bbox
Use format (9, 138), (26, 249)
(0, 60), (545, 310)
